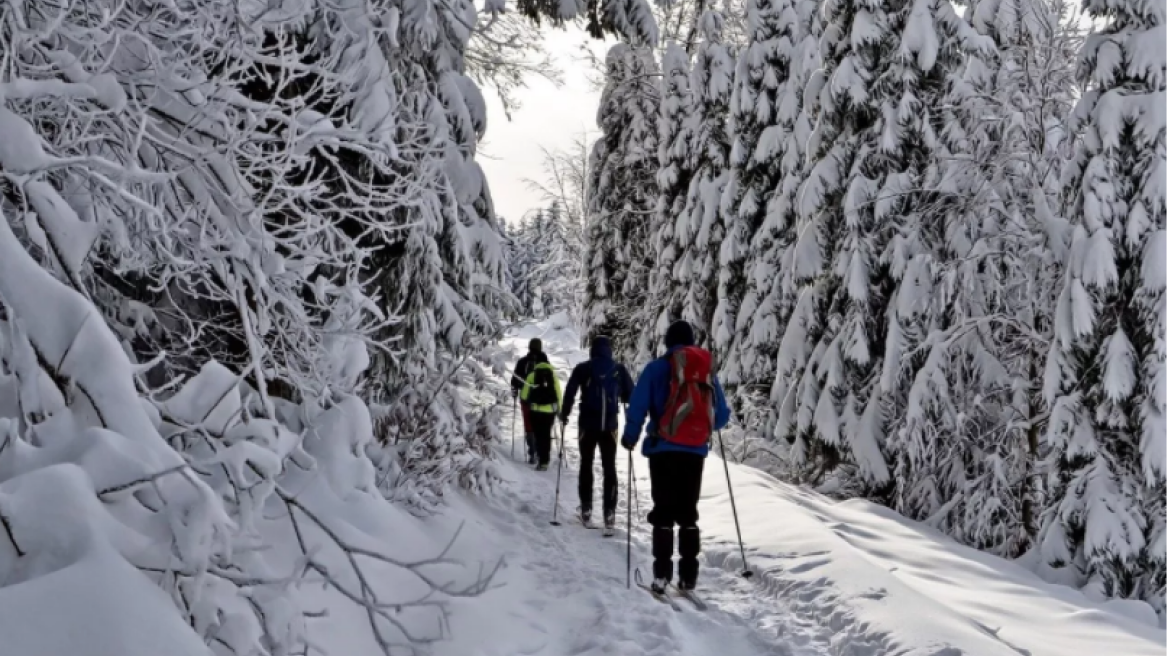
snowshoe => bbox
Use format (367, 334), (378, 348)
(578, 508), (594, 528)
(535, 462), (549, 472)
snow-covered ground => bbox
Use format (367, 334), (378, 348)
(4, 313), (1159, 656)
(433, 315), (1166, 656)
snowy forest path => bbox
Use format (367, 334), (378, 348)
(471, 324), (836, 656)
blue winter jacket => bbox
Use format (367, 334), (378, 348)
(561, 337), (634, 432)
(621, 346), (732, 457)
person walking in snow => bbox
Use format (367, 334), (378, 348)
(512, 338), (544, 464)
(560, 336), (634, 531)
(520, 351), (562, 471)
(621, 320), (731, 594)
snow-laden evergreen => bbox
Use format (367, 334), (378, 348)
(1042, 0), (1166, 613)
(341, 0), (509, 507)
(877, 0), (1080, 558)
(507, 204), (586, 321)
(515, 0), (659, 45)
(720, 0), (822, 461)
(585, 0), (1165, 618)
(641, 14), (735, 362)
(679, 12), (735, 348)
(0, 0), (525, 652)
(778, 0), (989, 492)
(714, 0), (809, 375)
(641, 43), (697, 363)
(584, 44), (661, 361)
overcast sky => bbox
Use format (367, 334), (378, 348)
(479, 28), (612, 226)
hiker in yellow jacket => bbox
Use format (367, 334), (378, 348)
(520, 352), (562, 470)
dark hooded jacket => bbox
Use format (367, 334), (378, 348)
(561, 337), (634, 432)
(511, 339), (544, 396)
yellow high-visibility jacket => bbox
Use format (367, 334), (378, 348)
(520, 362), (562, 414)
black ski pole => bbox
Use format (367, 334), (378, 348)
(717, 430), (753, 578)
(626, 449), (633, 589)
(549, 421), (567, 526)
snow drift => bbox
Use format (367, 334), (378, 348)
(699, 459), (1165, 656)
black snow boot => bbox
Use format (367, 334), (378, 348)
(652, 526), (674, 583)
(678, 526), (700, 590)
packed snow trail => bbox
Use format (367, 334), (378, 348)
(430, 315), (1164, 656)
(428, 317), (833, 656)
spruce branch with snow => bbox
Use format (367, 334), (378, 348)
(1042, 0), (1166, 613)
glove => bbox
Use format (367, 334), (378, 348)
(558, 413), (569, 425)
(620, 435), (636, 451)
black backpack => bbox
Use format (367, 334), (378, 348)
(527, 367), (558, 406)
(582, 365), (621, 429)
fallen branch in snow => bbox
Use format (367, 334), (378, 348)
(280, 488), (501, 656)
(96, 464), (190, 499)
(0, 506), (24, 557)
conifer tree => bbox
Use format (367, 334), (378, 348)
(1043, 0), (1166, 611)
(715, 0), (791, 371)
(724, 0), (822, 449)
(584, 45), (661, 361)
(679, 11), (735, 347)
(782, 0), (985, 491)
(878, 0), (1079, 556)
(641, 43), (695, 363)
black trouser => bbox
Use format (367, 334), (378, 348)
(578, 430), (618, 516)
(647, 451), (705, 586)
(530, 412), (556, 465)
(521, 403), (535, 461)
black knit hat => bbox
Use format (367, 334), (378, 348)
(664, 320), (695, 349)
(529, 338), (543, 353)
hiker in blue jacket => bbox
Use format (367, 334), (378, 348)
(622, 320), (731, 593)
(560, 336), (634, 531)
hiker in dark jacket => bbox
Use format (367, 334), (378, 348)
(511, 338), (543, 464)
(622, 320), (731, 593)
(560, 336), (634, 529)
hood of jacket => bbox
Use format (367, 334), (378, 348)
(589, 336), (614, 362)
(589, 337), (615, 376)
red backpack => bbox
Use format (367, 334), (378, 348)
(658, 346), (716, 447)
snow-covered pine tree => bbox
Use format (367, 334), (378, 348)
(719, 0), (821, 459)
(0, 1), (504, 653)
(500, 217), (521, 319)
(783, 0), (986, 492)
(508, 211), (543, 315)
(522, 202), (585, 319)
(547, 201), (587, 320)
(584, 44), (661, 361)
(353, 0), (510, 507)
(678, 11), (735, 348)
(710, 0), (784, 378)
(516, 0), (659, 45)
(1042, 0), (1166, 613)
(641, 43), (696, 363)
(882, 0), (1078, 557)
